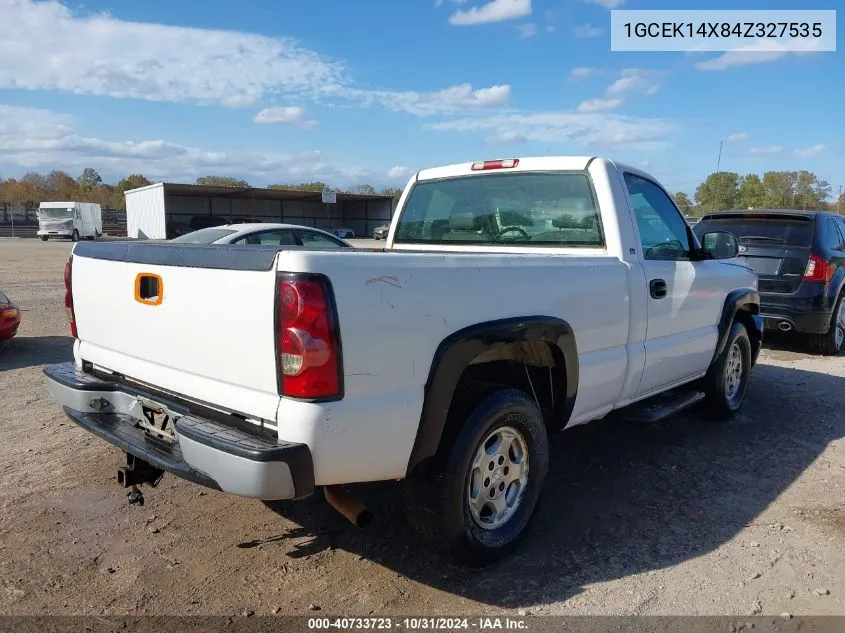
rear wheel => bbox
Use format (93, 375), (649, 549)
(702, 321), (752, 420)
(809, 293), (845, 356)
(40, 236), (48, 242)
(404, 389), (548, 566)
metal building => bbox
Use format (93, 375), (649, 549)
(124, 182), (394, 240)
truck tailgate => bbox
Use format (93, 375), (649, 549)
(69, 242), (282, 423)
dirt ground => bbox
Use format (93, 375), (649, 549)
(0, 238), (843, 617)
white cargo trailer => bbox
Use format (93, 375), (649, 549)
(37, 202), (102, 242)
(125, 182), (167, 240)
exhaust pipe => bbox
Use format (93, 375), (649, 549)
(778, 321), (793, 332)
(324, 486), (373, 528)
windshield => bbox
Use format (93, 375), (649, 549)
(169, 227), (238, 244)
(393, 171), (604, 247)
(39, 208), (73, 220)
(694, 216), (814, 248)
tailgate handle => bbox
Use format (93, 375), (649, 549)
(135, 273), (163, 306)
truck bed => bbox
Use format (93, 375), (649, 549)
(70, 240), (633, 484)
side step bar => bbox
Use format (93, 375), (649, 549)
(617, 390), (706, 425)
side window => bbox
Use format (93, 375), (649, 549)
(234, 230), (296, 246)
(295, 230), (346, 247)
(832, 218), (845, 250)
(624, 173), (691, 261)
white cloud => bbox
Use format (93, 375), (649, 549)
(252, 106), (317, 128)
(449, 0), (532, 26)
(486, 130), (528, 145)
(606, 69), (662, 96)
(517, 23), (539, 38)
(695, 38), (824, 71)
(582, 0), (626, 8)
(794, 144), (826, 157)
(387, 166), (411, 179)
(427, 110), (675, 150)
(572, 24), (604, 39)
(333, 83), (511, 116)
(696, 51), (787, 71)
(0, 0), (508, 118)
(0, 104), (376, 185)
(576, 98), (622, 113)
(0, 0), (345, 108)
(569, 67), (597, 81)
(726, 132), (749, 143)
(749, 146), (784, 156)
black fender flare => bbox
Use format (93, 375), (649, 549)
(713, 289), (761, 363)
(405, 316), (579, 475)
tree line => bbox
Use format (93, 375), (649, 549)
(673, 170), (843, 218)
(0, 170), (404, 212)
(4, 167), (841, 218)
(0, 169), (152, 212)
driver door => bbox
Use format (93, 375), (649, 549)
(625, 173), (724, 396)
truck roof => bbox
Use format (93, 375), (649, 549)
(415, 156), (596, 182)
(413, 156), (657, 186)
(38, 201), (100, 207)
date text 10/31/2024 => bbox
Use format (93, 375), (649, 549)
(307, 617), (528, 630)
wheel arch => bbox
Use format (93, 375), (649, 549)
(405, 316), (578, 476)
(714, 289), (762, 365)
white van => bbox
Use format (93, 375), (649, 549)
(37, 202), (103, 242)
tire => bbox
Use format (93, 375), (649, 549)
(702, 320), (752, 420)
(40, 236), (48, 242)
(71, 230), (79, 242)
(403, 389), (549, 567)
(809, 293), (845, 356)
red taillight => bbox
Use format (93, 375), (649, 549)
(803, 254), (833, 283)
(277, 277), (341, 399)
(64, 257), (77, 338)
(470, 158), (519, 171)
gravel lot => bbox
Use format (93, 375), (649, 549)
(0, 238), (843, 617)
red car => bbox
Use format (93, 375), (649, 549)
(0, 290), (21, 345)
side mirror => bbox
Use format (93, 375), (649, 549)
(700, 231), (739, 260)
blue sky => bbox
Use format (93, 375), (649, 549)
(0, 0), (841, 196)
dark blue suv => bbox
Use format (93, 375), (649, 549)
(694, 209), (845, 355)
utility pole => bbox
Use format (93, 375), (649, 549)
(712, 140), (724, 212)
(716, 140), (724, 174)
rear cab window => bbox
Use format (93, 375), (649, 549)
(169, 227), (238, 244)
(234, 230), (297, 246)
(392, 171), (604, 247)
(693, 215), (814, 248)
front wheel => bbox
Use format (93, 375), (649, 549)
(40, 236), (48, 242)
(71, 230), (79, 242)
(403, 389), (549, 566)
(702, 321), (752, 420)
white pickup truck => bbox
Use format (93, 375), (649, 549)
(44, 156), (763, 565)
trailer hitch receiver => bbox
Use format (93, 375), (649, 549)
(117, 453), (164, 507)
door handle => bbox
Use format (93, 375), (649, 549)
(649, 279), (667, 299)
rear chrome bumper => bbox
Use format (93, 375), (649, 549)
(43, 362), (314, 500)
